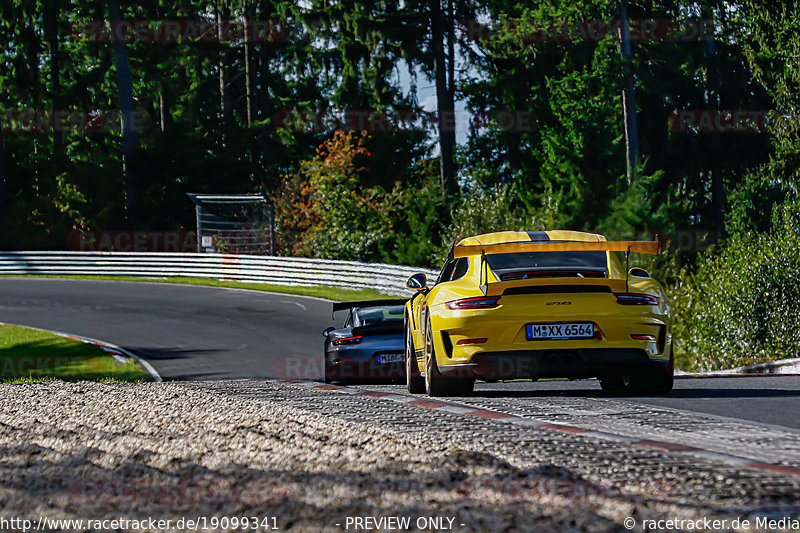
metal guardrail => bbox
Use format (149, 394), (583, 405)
(0, 252), (439, 297)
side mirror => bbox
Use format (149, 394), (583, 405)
(322, 327), (335, 337)
(406, 273), (427, 291)
(629, 267), (651, 279)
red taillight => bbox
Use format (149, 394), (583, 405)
(456, 338), (488, 345)
(631, 334), (656, 340)
(445, 296), (501, 310)
(614, 293), (659, 305)
(332, 336), (363, 346)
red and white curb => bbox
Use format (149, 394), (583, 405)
(255, 379), (800, 479)
(0, 322), (162, 382)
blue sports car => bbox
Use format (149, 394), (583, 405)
(323, 299), (408, 383)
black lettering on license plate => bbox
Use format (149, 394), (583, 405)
(529, 323), (593, 340)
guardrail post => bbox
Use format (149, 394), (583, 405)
(195, 204), (202, 253)
(269, 202), (276, 256)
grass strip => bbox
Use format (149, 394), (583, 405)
(1, 275), (398, 301)
(0, 324), (149, 382)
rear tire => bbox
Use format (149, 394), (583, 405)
(424, 316), (474, 397)
(406, 320), (425, 394)
(322, 347), (333, 384)
(639, 349), (675, 395)
(599, 375), (632, 396)
(424, 341), (449, 397)
(600, 349), (675, 396)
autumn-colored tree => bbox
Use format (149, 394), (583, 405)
(276, 130), (374, 257)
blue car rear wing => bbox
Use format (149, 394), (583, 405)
(331, 299), (409, 319)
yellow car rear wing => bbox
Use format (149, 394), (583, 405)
(452, 240), (660, 295)
(453, 240), (660, 258)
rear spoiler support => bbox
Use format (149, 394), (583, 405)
(625, 246), (630, 293)
(479, 250), (488, 295)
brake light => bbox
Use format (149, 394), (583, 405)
(631, 334), (656, 340)
(332, 336), (363, 346)
(456, 338), (487, 345)
(614, 293), (659, 305)
(445, 296), (501, 310)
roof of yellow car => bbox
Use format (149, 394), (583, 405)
(457, 230), (606, 247)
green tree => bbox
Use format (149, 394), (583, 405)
(460, 0), (771, 242)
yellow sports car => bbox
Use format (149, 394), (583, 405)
(404, 230), (673, 396)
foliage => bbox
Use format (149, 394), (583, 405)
(726, 168), (795, 235)
(378, 163), (450, 267)
(277, 130), (385, 261)
(666, 0), (800, 370)
(277, 130), (449, 267)
(438, 185), (543, 260)
(671, 196), (800, 371)
(460, 0), (771, 235)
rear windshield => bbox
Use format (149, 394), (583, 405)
(354, 305), (405, 327)
(486, 251), (608, 275)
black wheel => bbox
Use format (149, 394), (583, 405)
(424, 315), (447, 396)
(601, 349), (675, 396)
(636, 349), (675, 395)
(424, 316), (474, 397)
(656, 349), (676, 393)
(323, 353), (333, 384)
(599, 374), (632, 396)
(406, 319), (425, 394)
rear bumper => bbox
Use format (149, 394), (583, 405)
(439, 348), (666, 381)
(325, 356), (405, 382)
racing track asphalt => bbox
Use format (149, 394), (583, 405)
(0, 278), (332, 381)
(2, 278), (800, 431)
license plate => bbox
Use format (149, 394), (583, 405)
(527, 323), (594, 340)
(377, 353), (404, 363)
